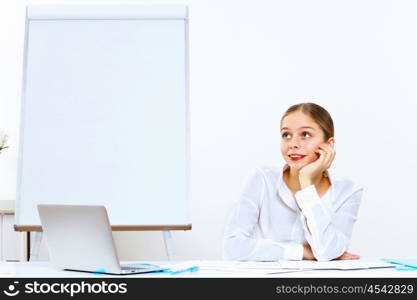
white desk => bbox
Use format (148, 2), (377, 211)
(1, 260), (416, 278)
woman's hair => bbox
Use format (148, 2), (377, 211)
(281, 102), (334, 140)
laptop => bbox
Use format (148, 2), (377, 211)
(37, 204), (166, 275)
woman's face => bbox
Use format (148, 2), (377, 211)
(280, 111), (331, 170)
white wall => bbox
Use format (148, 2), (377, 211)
(1, 0), (417, 261)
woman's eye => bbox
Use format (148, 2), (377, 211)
(302, 132), (312, 138)
(282, 133), (290, 139)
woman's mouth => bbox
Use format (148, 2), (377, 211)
(289, 154), (306, 161)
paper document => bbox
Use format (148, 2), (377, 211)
(278, 259), (396, 270)
(174, 259), (395, 275)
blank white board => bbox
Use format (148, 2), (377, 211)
(16, 4), (190, 228)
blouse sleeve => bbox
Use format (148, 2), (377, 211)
(295, 184), (363, 261)
(222, 168), (304, 261)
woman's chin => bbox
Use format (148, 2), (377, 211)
(287, 161), (308, 170)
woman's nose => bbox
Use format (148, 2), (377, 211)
(289, 137), (300, 149)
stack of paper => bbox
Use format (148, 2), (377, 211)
(194, 259), (396, 275)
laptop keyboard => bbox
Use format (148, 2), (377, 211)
(121, 266), (147, 271)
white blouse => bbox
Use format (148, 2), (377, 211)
(222, 165), (363, 261)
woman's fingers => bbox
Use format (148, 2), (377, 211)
(319, 144), (335, 169)
(318, 146), (329, 167)
(315, 149), (326, 162)
(336, 252), (361, 260)
(316, 147), (330, 171)
(344, 254), (360, 260)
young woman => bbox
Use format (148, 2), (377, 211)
(223, 103), (362, 261)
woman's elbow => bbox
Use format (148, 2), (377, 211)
(314, 253), (335, 262)
(311, 234), (348, 261)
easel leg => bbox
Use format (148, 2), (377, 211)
(162, 230), (175, 261)
(26, 232), (30, 261)
(29, 232), (43, 262)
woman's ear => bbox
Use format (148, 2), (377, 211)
(327, 137), (335, 148)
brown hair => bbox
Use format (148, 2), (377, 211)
(281, 103), (334, 140)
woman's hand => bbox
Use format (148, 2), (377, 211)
(334, 251), (360, 260)
(304, 244), (360, 261)
(299, 143), (336, 189)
